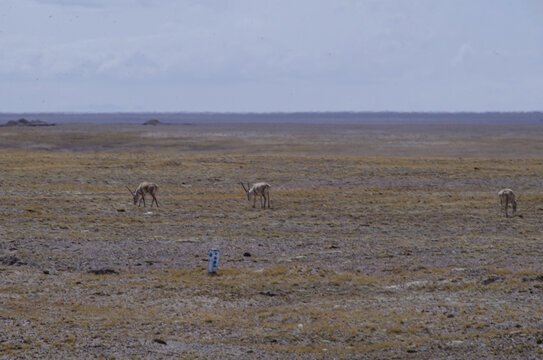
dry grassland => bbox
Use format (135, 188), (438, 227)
(1, 123), (543, 359)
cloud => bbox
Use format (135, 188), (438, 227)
(1, 0), (543, 111)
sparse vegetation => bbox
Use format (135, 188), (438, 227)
(1, 122), (543, 359)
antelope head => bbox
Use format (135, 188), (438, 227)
(126, 186), (138, 204)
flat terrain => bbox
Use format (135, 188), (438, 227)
(1, 122), (543, 359)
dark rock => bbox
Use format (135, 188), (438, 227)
(0, 256), (26, 266)
(88, 268), (119, 275)
(522, 275), (543, 282)
(153, 338), (167, 345)
(481, 275), (504, 285)
(243, 252), (251, 257)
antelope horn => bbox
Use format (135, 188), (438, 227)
(240, 182), (248, 192)
(125, 185), (134, 194)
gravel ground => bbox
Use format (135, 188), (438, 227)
(1, 122), (543, 359)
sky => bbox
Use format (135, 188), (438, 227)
(1, 0), (543, 113)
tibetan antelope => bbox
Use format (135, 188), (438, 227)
(498, 188), (517, 218)
(126, 182), (159, 207)
(240, 182), (271, 208)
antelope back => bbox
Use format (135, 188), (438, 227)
(139, 182), (158, 195)
(253, 182), (270, 194)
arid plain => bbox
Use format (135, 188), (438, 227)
(1, 121), (543, 359)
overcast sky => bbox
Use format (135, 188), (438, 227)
(1, 0), (542, 112)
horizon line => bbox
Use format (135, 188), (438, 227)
(1, 110), (543, 115)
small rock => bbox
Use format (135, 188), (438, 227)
(523, 275), (543, 282)
(243, 252), (251, 257)
(0, 256), (26, 266)
(481, 275), (504, 285)
(43, 270), (50, 275)
(447, 340), (464, 347)
(154, 338), (167, 345)
(177, 238), (199, 243)
(88, 269), (119, 275)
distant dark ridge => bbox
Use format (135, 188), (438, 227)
(3, 118), (55, 127)
(0, 112), (542, 125)
(143, 119), (165, 126)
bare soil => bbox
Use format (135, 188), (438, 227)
(1, 122), (543, 359)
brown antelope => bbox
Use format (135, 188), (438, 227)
(240, 182), (271, 208)
(126, 182), (159, 207)
(498, 188), (517, 218)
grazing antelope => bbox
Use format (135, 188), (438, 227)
(126, 182), (159, 207)
(498, 188), (517, 218)
(240, 182), (271, 208)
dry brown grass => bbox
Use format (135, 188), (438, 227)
(1, 123), (543, 359)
